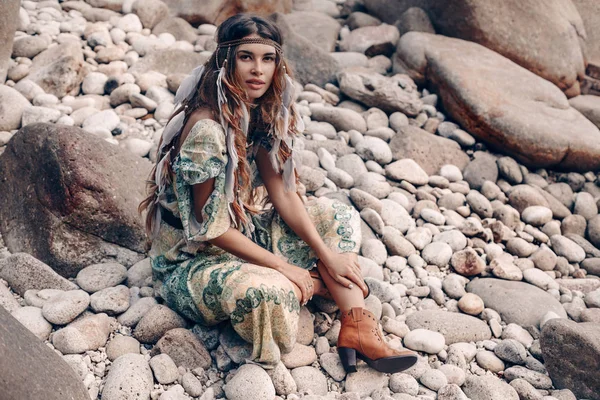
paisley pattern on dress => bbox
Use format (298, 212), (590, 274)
(149, 120), (361, 367)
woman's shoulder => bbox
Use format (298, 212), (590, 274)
(183, 110), (225, 145)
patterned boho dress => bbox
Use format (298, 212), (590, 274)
(149, 119), (362, 366)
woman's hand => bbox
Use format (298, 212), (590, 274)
(278, 262), (314, 306)
(320, 251), (369, 295)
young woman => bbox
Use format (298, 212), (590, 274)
(140, 13), (417, 374)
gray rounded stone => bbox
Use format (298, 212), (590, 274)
(462, 375), (519, 400)
(550, 235), (585, 263)
(149, 354), (179, 385)
(90, 285), (130, 315)
(522, 206), (553, 226)
(420, 368), (448, 391)
(76, 263), (127, 293)
(421, 242), (453, 267)
(406, 310), (491, 344)
(42, 290), (90, 325)
(404, 329), (445, 354)
(344, 365), (389, 397)
(106, 334), (141, 361)
(319, 352), (346, 382)
(133, 304), (187, 344)
(101, 354), (153, 400)
(389, 372), (419, 395)
(494, 339), (527, 364)
(504, 366), (553, 389)
(224, 364), (276, 400)
(290, 366), (328, 396)
(11, 306), (52, 340)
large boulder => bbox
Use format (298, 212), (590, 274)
(572, 0), (600, 65)
(129, 49), (209, 76)
(395, 32), (600, 171)
(541, 319), (600, 400)
(366, 0), (586, 95)
(269, 12), (338, 86)
(285, 11), (340, 53)
(569, 95), (600, 128)
(0, 307), (90, 400)
(152, 17), (198, 43)
(27, 41), (86, 98)
(389, 125), (469, 175)
(338, 68), (422, 116)
(406, 310), (491, 344)
(466, 278), (567, 328)
(161, 0), (292, 25)
(0, 0), (19, 83)
(0, 123), (151, 277)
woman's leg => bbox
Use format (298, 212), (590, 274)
(316, 253), (365, 312)
(217, 263), (301, 366)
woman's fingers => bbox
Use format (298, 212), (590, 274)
(348, 270), (368, 293)
(332, 273), (354, 289)
(301, 272), (313, 305)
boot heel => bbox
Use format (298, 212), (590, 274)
(338, 347), (357, 373)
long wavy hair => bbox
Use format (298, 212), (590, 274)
(139, 13), (302, 236)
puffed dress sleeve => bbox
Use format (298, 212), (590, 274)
(173, 119), (232, 243)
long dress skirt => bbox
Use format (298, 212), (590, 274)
(152, 196), (362, 366)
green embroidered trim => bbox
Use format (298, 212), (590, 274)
(332, 202), (356, 252)
(230, 284), (300, 325)
(202, 264), (242, 321)
(177, 156), (224, 186)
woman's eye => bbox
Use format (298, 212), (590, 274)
(240, 55), (251, 60)
(264, 56), (275, 62)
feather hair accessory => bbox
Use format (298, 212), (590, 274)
(174, 65), (205, 106)
(151, 65), (206, 236)
(268, 72), (303, 192)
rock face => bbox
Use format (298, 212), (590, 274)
(406, 310), (491, 344)
(338, 68), (422, 116)
(0, 307), (90, 400)
(366, 0), (586, 95)
(129, 49), (209, 76)
(572, 0), (600, 65)
(541, 319), (600, 400)
(569, 95), (600, 128)
(0, 253), (77, 296)
(389, 125), (469, 175)
(0, 123), (150, 277)
(27, 41), (86, 98)
(285, 11), (340, 53)
(395, 32), (600, 171)
(161, 0), (292, 25)
(269, 12), (338, 86)
(467, 278), (567, 328)
(0, 0), (20, 83)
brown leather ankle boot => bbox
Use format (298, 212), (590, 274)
(337, 307), (418, 373)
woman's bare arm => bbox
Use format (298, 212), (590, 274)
(255, 147), (367, 292)
(255, 148), (330, 258)
(191, 180), (314, 304)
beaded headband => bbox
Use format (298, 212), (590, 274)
(217, 37), (283, 53)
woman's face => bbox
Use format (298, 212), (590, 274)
(235, 34), (278, 101)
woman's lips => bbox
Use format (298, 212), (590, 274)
(246, 80), (265, 90)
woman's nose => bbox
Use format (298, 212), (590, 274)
(252, 61), (263, 75)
